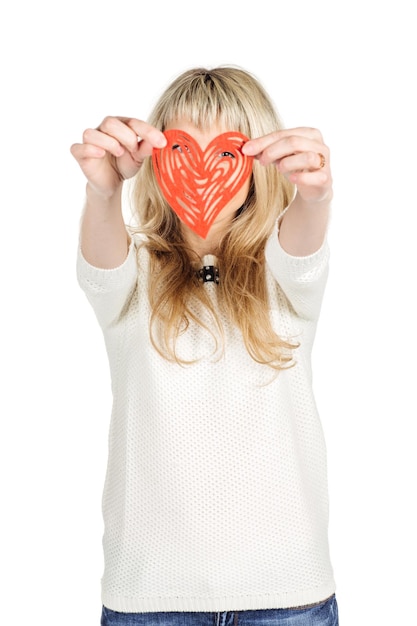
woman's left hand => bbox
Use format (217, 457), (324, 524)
(242, 127), (332, 205)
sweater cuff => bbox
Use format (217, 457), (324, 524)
(265, 227), (330, 285)
(76, 239), (138, 295)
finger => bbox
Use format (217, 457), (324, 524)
(243, 127), (323, 156)
(288, 169), (331, 191)
(96, 117), (167, 164)
(96, 117), (142, 153)
(124, 118), (167, 149)
(247, 135), (328, 168)
(82, 128), (126, 158)
(277, 150), (328, 174)
(123, 119), (167, 162)
(70, 142), (106, 161)
(93, 117), (166, 157)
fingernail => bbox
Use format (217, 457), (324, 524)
(242, 142), (255, 155)
(156, 135), (167, 148)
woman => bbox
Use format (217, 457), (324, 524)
(72, 66), (338, 626)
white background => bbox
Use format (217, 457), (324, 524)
(1, 1), (416, 624)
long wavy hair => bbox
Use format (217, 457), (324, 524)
(130, 66), (297, 368)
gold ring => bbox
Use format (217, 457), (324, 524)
(318, 153), (326, 169)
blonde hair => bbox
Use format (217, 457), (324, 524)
(130, 66), (297, 368)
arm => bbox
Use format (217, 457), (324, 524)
(80, 183), (127, 269)
(71, 116), (167, 269)
(76, 239), (139, 329)
(243, 127), (332, 256)
(265, 231), (329, 321)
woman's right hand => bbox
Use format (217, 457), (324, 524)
(70, 117), (167, 198)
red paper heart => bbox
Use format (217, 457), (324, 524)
(152, 130), (253, 238)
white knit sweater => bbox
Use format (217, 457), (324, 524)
(77, 229), (335, 613)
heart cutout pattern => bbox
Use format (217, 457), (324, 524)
(152, 130), (253, 238)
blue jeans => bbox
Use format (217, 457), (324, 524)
(101, 596), (339, 626)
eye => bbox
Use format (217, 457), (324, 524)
(172, 144), (190, 154)
(219, 151), (235, 158)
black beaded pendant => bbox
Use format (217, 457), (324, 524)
(198, 265), (220, 284)
(197, 254), (220, 284)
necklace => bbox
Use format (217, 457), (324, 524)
(197, 254), (219, 284)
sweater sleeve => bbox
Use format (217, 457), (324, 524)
(265, 227), (330, 322)
(76, 238), (138, 329)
